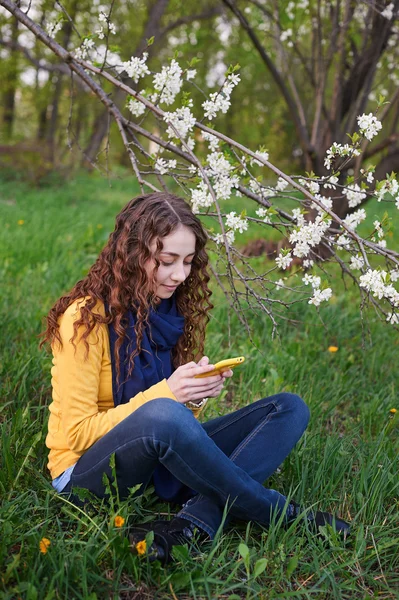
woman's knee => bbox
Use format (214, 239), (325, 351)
(133, 397), (195, 436)
(276, 392), (310, 429)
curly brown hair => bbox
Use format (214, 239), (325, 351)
(41, 192), (213, 380)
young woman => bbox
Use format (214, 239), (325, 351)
(43, 192), (350, 564)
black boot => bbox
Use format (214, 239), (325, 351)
(129, 517), (205, 564)
(288, 501), (351, 538)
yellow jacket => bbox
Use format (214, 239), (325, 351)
(46, 299), (202, 479)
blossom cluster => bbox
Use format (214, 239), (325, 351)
(153, 59), (183, 105)
(275, 251), (292, 270)
(163, 106), (196, 141)
(302, 273), (332, 306)
(349, 255), (365, 270)
(206, 151), (239, 201)
(342, 183), (367, 208)
(46, 21), (62, 37)
(343, 208), (367, 230)
(289, 213), (331, 258)
(191, 180), (213, 213)
(225, 211), (248, 233)
(74, 38), (95, 60)
(202, 73), (240, 120)
(324, 143), (360, 170)
(357, 113), (382, 141)
(376, 176), (399, 204)
(359, 269), (399, 322)
(250, 150), (269, 167)
(155, 158), (177, 175)
(127, 98), (146, 117)
(117, 53), (150, 83)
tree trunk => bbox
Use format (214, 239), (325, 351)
(2, 11), (19, 140)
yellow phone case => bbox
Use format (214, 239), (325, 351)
(195, 356), (245, 378)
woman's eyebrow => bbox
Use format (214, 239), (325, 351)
(160, 251), (195, 257)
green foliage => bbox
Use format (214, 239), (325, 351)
(1, 173), (398, 598)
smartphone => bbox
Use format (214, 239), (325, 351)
(195, 356), (245, 378)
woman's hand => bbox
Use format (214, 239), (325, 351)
(167, 356), (232, 404)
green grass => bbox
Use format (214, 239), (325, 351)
(1, 172), (399, 599)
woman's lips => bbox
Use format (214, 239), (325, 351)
(163, 285), (178, 291)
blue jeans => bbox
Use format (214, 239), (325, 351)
(63, 394), (309, 538)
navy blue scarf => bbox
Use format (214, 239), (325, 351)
(107, 296), (192, 502)
(107, 296), (185, 406)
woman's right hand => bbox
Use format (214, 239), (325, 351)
(167, 361), (224, 404)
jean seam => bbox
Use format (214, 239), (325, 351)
(71, 435), (164, 479)
(205, 397), (278, 438)
(178, 511), (215, 537)
(229, 401), (278, 462)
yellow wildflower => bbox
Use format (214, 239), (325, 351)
(17, 220), (25, 225)
(135, 540), (147, 555)
(97, 224), (103, 229)
(114, 515), (125, 528)
(328, 346), (339, 353)
(39, 537), (51, 554)
(389, 408), (397, 414)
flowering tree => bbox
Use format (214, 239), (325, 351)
(220, 0), (399, 219)
(1, 0), (399, 332)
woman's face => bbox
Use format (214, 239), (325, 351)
(146, 224), (197, 299)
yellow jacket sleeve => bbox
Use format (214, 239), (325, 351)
(55, 302), (178, 454)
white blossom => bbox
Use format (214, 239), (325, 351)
(381, 3), (394, 19)
(203, 92), (231, 119)
(359, 269), (399, 305)
(349, 255), (364, 270)
(275, 252), (292, 270)
(357, 113), (382, 141)
(117, 53), (150, 83)
(343, 183), (367, 208)
(74, 38), (95, 59)
(276, 177), (289, 192)
(127, 98), (146, 117)
(280, 28), (293, 42)
(250, 150), (269, 167)
(386, 312), (399, 324)
(373, 220), (384, 239)
(323, 175), (339, 189)
(275, 279), (285, 288)
(202, 131), (220, 152)
(163, 106), (196, 140)
(225, 211), (248, 233)
(153, 59), (183, 105)
(376, 177), (399, 202)
(214, 230), (236, 245)
(343, 208), (367, 230)
(256, 207), (272, 223)
(308, 287), (332, 306)
(155, 158), (177, 175)
(324, 143), (360, 170)
(311, 193), (333, 213)
(202, 72), (240, 120)
(303, 258), (314, 268)
(336, 234), (351, 249)
(190, 180), (213, 213)
(289, 214), (331, 258)
(206, 152), (239, 200)
(303, 274), (321, 289)
(186, 69), (197, 80)
(390, 270), (399, 282)
(95, 27), (105, 39)
(98, 11), (107, 22)
(46, 21), (62, 37)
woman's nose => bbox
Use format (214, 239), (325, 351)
(171, 262), (187, 282)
